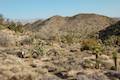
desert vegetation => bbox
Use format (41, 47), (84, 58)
(0, 13), (120, 80)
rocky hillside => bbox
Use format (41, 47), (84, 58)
(99, 21), (120, 46)
(26, 14), (116, 40)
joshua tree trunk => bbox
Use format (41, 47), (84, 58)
(114, 57), (117, 71)
(95, 54), (99, 69)
(112, 51), (118, 71)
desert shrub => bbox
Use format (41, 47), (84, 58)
(7, 22), (23, 33)
(0, 25), (6, 30)
(20, 36), (33, 45)
(35, 46), (44, 55)
(26, 43), (44, 58)
(7, 22), (16, 31)
(60, 31), (80, 45)
(103, 35), (120, 46)
(81, 39), (100, 51)
(0, 32), (15, 47)
(61, 33), (74, 44)
(15, 25), (23, 33)
(81, 39), (104, 69)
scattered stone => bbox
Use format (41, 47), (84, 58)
(105, 70), (120, 79)
(30, 64), (37, 68)
(54, 71), (68, 79)
(32, 51), (39, 58)
(16, 51), (25, 58)
(70, 49), (78, 53)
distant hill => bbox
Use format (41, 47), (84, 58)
(24, 13), (116, 39)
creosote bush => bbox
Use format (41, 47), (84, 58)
(61, 34), (74, 44)
(81, 39), (101, 51)
(60, 31), (80, 45)
(7, 22), (23, 33)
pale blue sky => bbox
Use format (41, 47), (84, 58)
(0, 0), (120, 19)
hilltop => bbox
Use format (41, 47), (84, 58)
(24, 14), (115, 40)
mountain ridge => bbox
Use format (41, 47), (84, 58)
(24, 13), (116, 40)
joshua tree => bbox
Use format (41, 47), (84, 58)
(81, 39), (103, 69)
(92, 44), (103, 69)
(112, 51), (118, 71)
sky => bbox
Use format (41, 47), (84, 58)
(0, 0), (120, 19)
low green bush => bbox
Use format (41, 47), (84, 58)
(7, 22), (23, 33)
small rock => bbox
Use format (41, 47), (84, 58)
(32, 51), (39, 58)
(54, 71), (68, 79)
(70, 49), (78, 52)
(105, 70), (120, 79)
(16, 51), (25, 58)
(30, 64), (37, 68)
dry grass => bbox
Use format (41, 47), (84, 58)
(0, 31), (16, 47)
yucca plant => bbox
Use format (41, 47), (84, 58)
(81, 39), (103, 69)
(90, 41), (104, 69)
(112, 51), (118, 71)
(92, 45), (102, 69)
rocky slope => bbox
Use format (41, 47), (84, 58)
(26, 14), (116, 39)
(99, 21), (120, 46)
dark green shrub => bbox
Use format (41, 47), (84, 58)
(60, 31), (79, 45)
(33, 45), (44, 56)
(7, 22), (23, 33)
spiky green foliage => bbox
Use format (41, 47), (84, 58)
(7, 22), (23, 33)
(92, 43), (103, 69)
(81, 39), (103, 69)
(62, 33), (74, 44)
